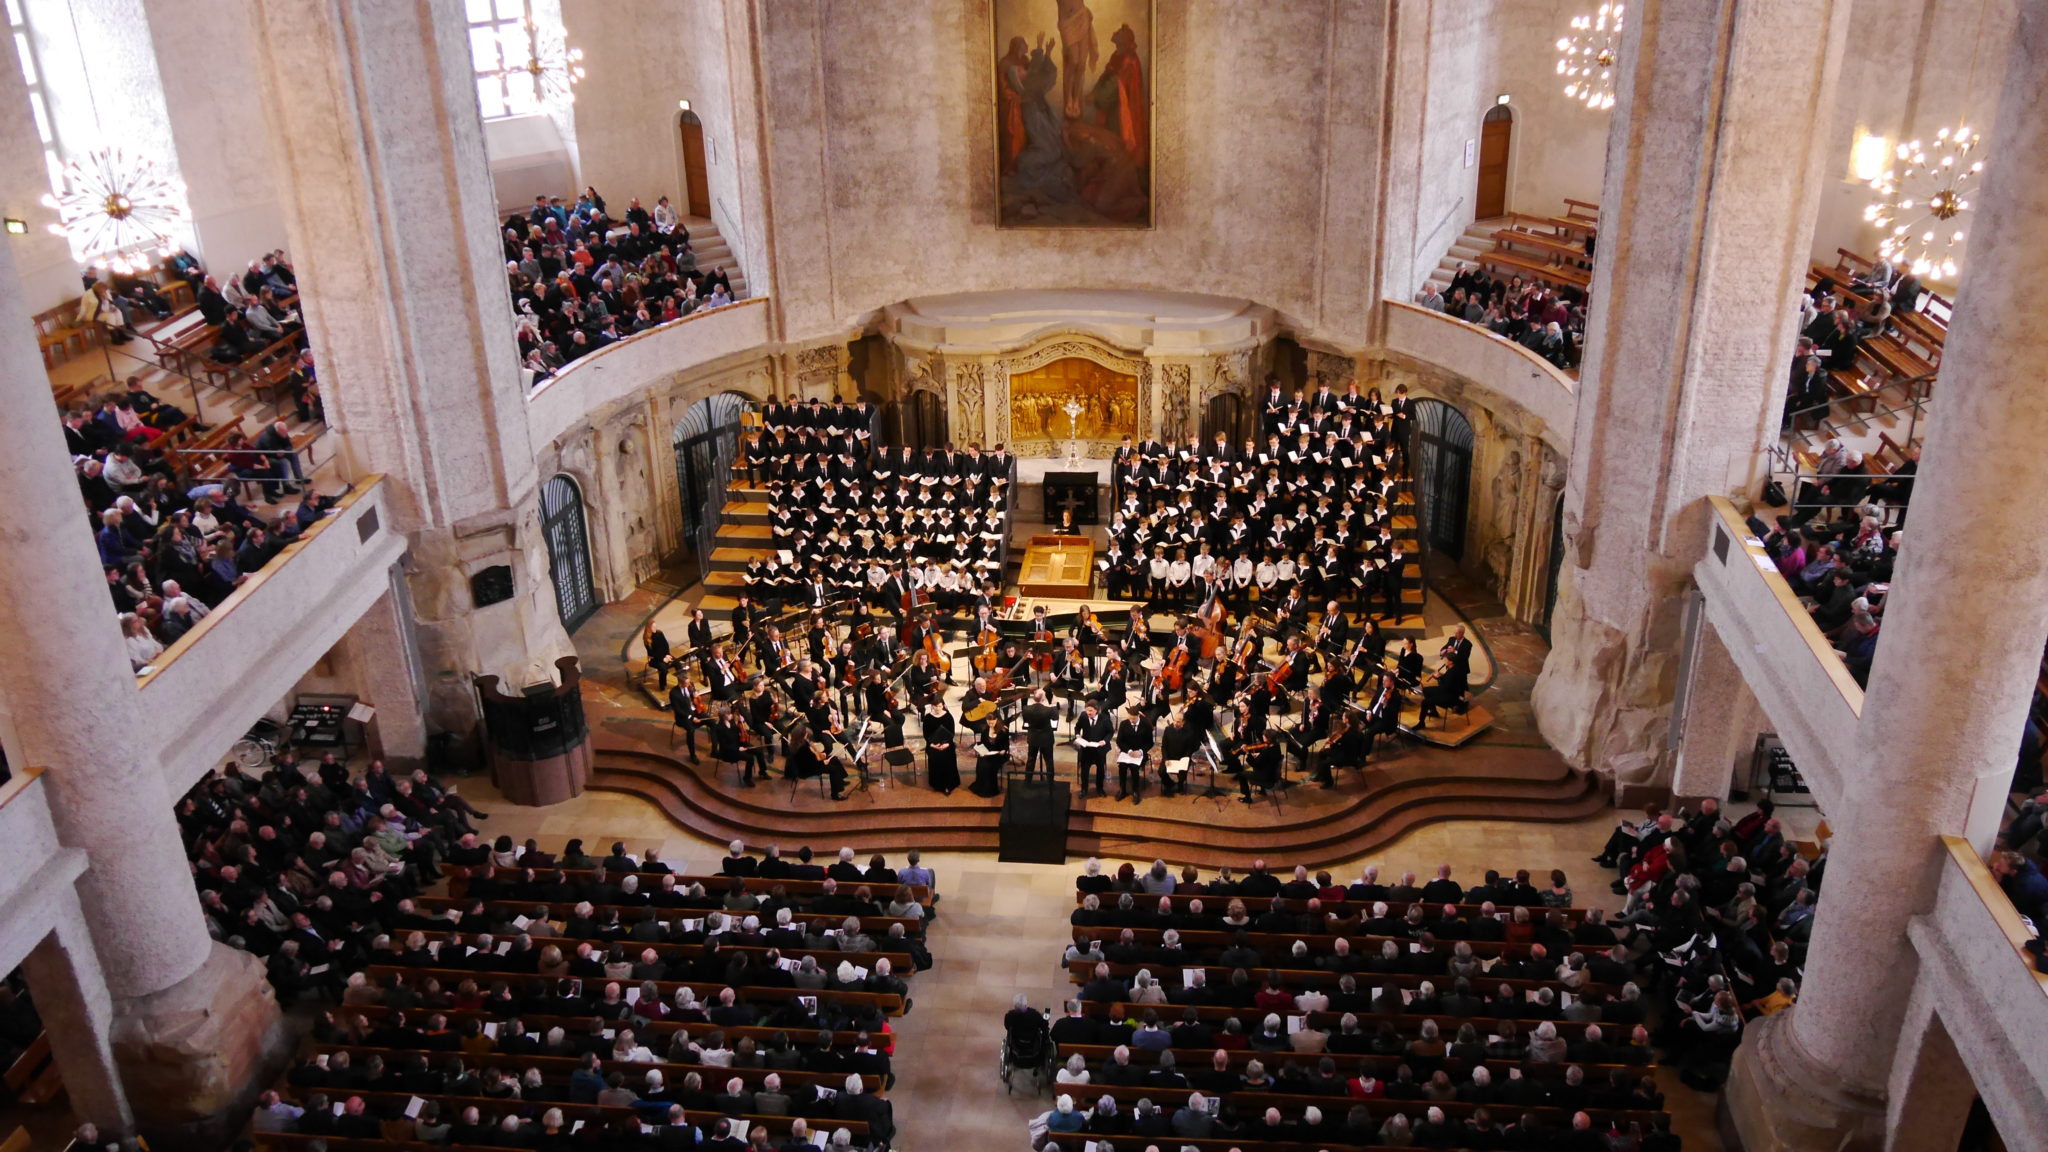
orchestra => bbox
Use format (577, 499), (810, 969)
(631, 375), (1478, 807)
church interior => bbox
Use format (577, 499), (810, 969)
(0, 1), (2043, 1150)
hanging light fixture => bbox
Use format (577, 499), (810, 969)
(1555, 3), (1624, 112)
(39, 145), (188, 274)
(1858, 1), (1991, 282)
(1862, 126), (1981, 281)
(523, 18), (585, 106)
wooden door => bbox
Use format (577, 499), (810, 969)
(1477, 108), (1512, 219)
(680, 113), (710, 217)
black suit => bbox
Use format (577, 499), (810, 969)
(1073, 712), (1113, 793)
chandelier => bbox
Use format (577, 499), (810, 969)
(39, 146), (188, 274)
(522, 18), (585, 106)
(1862, 126), (1981, 281)
(1556, 3), (1623, 111)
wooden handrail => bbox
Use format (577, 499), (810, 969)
(1705, 495), (1865, 715)
(1940, 834), (2048, 999)
(0, 765), (44, 812)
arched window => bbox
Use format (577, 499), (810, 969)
(673, 393), (749, 580)
(539, 474), (598, 631)
(1411, 398), (1476, 560)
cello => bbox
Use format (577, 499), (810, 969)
(972, 619), (1001, 674)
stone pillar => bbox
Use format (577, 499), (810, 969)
(338, 581), (430, 766)
(1670, 616), (1764, 802)
(1725, 6), (2048, 1146)
(0, 237), (284, 1136)
(1532, 0), (1851, 790)
(20, 901), (128, 1135)
(250, 0), (572, 735)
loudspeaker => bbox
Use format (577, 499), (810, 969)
(1042, 472), (1100, 525)
(471, 565), (515, 608)
(999, 778), (1071, 864)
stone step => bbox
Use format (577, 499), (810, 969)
(585, 721), (1605, 868)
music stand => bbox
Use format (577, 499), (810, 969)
(845, 732), (879, 803)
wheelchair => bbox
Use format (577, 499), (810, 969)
(998, 1011), (1056, 1095)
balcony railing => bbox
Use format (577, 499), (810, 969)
(1380, 301), (1578, 449)
(524, 297), (770, 449)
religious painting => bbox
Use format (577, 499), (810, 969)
(1010, 357), (1138, 441)
(993, 0), (1153, 228)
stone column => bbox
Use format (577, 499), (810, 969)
(1725, 6), (2048, 1146)
(1669, 615), (1765, 802)
(337, 581), (430, 766)
(20, 898), (128, 1135)
(1532, 0), (1851, 790)
(0, 239), (283, 1135)
(250, 0), (573, 734)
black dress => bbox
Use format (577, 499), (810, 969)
(923, 710), (959, 793)
(970, 728), (1009, 798)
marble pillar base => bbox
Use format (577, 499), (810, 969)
(112, 942), (288, 1147)
(1721, 1012), (1887, 1152)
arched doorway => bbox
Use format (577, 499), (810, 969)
(679, 110), (710, 217)
(1412, 398), (1476, 560)
(893, 390), (946, 452)
(1201, 392), (1251, 447)
(673, 392), (748, 581)
(1477, 105), (1513, 219)
(540, 474), (599, 631)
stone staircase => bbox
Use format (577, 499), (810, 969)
(682, 215), (747, 298)
(1421, 219), (1505, 297)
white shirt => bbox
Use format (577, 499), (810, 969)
(1166, 560), (1192, 585)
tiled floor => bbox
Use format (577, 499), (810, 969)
(452, 772), (1727, 1152)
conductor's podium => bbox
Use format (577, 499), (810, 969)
(1018, 534), (1096, 599)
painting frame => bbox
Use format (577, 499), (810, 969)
(991, 0), (1155, 230)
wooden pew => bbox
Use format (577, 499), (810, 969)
(1067, 961), (1621, 1008)
(1097, 1003), (1643, 1042)
(443, 866), (933, 907)
(1069, 924), (1610, 962)
(1054, 1083), (1663, 1129)
(364, 965), (906, 1017)
(257, 1091), (867, 1142)
(386, 928), (914, 978)
(1478, 250), (1591, 291)
(1563, 198), (1600, 223)
(32, 305), (90, 366)
(1, 1033), (61, 1105)
(412, 895), (923, 939)
(309, 1044), (879, 1098)
(1073, 889), (1598, 925)
(338, 1003), (874, 1050)
(1052, 1041), (1654, 1086)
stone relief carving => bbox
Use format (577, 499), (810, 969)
(1485, 448), (1525, 592)
(952, 361), (986, 443)
(903, 357), (941, 396)
(1160, 363), (1192, 442)
(1307, 350), (1357, 390)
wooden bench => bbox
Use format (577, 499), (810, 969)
(258, 1091), (867, 1143)
(310, 1044), (881, 1098)
(393, 929), (914, 976)
(1073, 889), (1597, 925)
(1067, 961), (1621, 1007)
(1072, 924), (1609, 961)
(1504, 210), (1594, 241)
(1478, 250), (1591, 291)
(166, 420), (249, 484)
(33, 305), (91, 366)
(1055, 1084), (1663, 1129)
(1, 1033), (61, 1106)
(364, 965), (906, 1017)
(442, 866), (932, 906)
(1054, 1041), (1651, 1082)
(1098, 1003), (1642, 1041)
(1563, 198), (1600, 224)
(338, 1004), (875, 1050)
(1490, 228), (1587, 263)
(415, 894), (922, 940)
